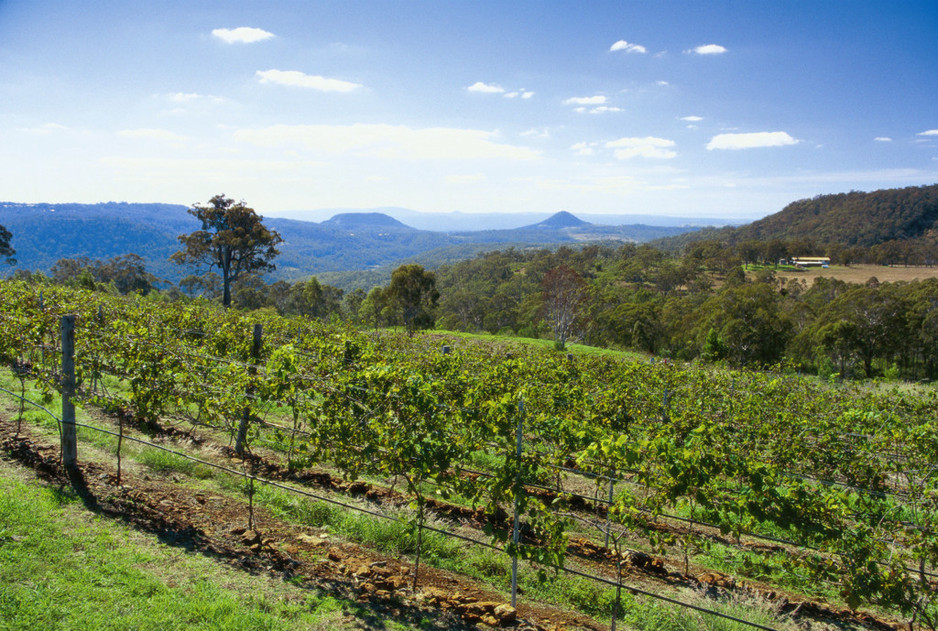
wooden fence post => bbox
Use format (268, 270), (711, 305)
(235, 324), (262, 456)
(60, 315), (77, 469)
(510, 398), (524, 608)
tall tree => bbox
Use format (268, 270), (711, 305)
(171, 195), (282, 307)
(388, 264), (439, 335)
(541, 264), (588, 351)
(0, 224), (14, 266)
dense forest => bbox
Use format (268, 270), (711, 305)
(656, 184), (938, 264)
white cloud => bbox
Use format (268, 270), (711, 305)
(609, 40), (647, 54)
(169, 92), (201, 103)
(118, 128), (186, 142)
(564, 95), (607, 106)
(18, 122), (69, 135)
(587, 106), (623, 114)
(167, 92), (223, 103)
(571, 142), (596, 156)
(467, 81), (505, 94)
(874, 137), (893, 142)
(605, 136), (677, 159)
(680, 116), (703, 122)
(256, 70), (362, 92)
(232, 123), (542, 161)
(469, 83), (532, 99)
(212, 27), (274, 44)
(688, 44), (727, 55)
(706, 131), (798, 150)
(521, 128), (550, 139)
(656, 80), (670, 86)
(919, 129), (938, 136)
(445, 174), (486, 184)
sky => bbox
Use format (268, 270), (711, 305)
(1, 0), (937, 223)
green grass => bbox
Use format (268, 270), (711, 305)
(0, 465), (428, 631)
(135, 447), (216, 479)
(429, 328), (647, 361)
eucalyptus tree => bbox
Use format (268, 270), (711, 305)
(172, 195), (282, 308)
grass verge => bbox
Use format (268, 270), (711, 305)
(0, 461), (422, 631)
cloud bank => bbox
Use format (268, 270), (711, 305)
(256, 70), (362, 92)
(233, 123), (543, 161)
(606, 136), (677, 159)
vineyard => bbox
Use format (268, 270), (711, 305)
(1, 279), (937, 630)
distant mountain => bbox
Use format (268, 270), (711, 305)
(653, 184), (938, 254)
(0, 202), (701, 288)
(273, 207), (736, 231)
(524, 211), (591, 230)
(321, 212), (411, 230)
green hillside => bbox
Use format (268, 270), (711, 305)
(655, 184), (938, 259)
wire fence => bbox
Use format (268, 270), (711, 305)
(1, 385), (783, 630)
(0, 359), (788, 631)
(3, 307), (935, 629)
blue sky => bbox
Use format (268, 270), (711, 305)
(1, 0), (936, 222)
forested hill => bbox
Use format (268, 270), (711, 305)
(736, 184), (938, 245)
(656, 184), (938, 255)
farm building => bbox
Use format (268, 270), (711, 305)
(789, 257), (831, 268)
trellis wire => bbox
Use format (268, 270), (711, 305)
(0, 394), (783, 631)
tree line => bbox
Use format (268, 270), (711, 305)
(433, 241), (938, 381)
(6, 193), (938, 381)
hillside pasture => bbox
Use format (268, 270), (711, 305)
(771, 263), (938, 285)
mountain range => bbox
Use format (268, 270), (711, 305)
(0, 202), (696, 287)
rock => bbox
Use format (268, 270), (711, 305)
(494, 604), (517, 623)
(421, 586), (447, 604)
(370, 565), (393, 578)
(697, 571), (735, 589)
(464, 601), (500, 616)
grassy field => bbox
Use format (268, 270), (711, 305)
(770, 263), (938, 284)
